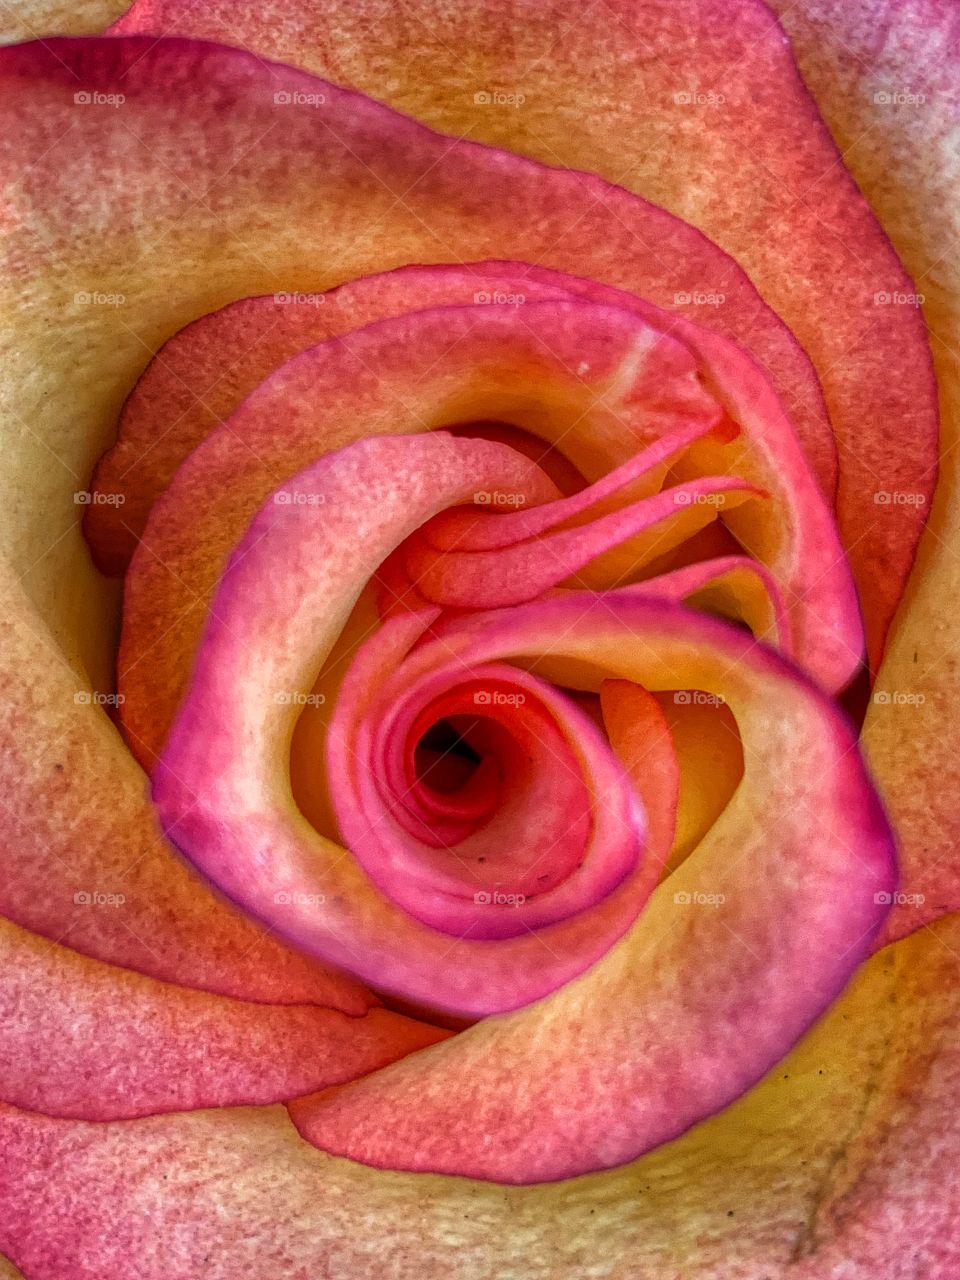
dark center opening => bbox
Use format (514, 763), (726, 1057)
(414, 718), (484, 794)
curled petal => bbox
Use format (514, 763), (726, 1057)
(120, 296), (860, 779)
(287, 592), (895, 1181)
(600, 679), (680, 868)
(329, 622), (652, 940)
(153, 433), (661, 1017)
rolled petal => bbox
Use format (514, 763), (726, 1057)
(288, 593), (895, 1180)
(119, 296), (860, 780)
(328, 623), (651, 940)
(152, 434), (661, 1017)
(85, 264), (690, 574)
(599, 680), (680, 866)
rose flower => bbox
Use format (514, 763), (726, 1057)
(0, 0), (956, 1276)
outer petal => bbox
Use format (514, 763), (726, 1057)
(0, 3), (126, 41)
(765, 4), (960, 936)
(0, 564), (372, 1009)
(0, 916), (444, 1119)
(0, 918), (956, 1278)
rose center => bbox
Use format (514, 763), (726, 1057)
(412, 718), (484, 795)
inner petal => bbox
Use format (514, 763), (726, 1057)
(333, 643), (648, 937)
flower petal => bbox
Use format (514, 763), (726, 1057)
(86, 265), (588, 574)
(0, 916), (444, 1119)
(119, 296), (858, 778)
(766, 2), (960, 943)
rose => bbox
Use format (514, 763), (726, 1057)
(0, 2), (954, 1278)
